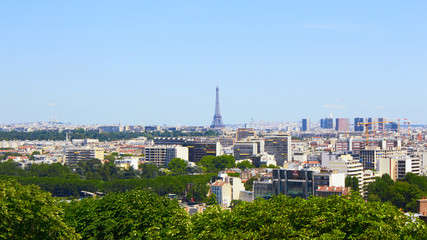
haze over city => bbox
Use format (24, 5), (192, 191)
(1, 1), (426, 125)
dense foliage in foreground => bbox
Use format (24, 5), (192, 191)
(2, 179), (426, 240)
(368, 173), (427, 212)
(0, 180), (79, 240)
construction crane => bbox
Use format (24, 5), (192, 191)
(357, 121), (391, 147)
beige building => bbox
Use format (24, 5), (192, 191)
(65, 147), (104, 165)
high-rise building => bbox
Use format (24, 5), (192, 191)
(378, 118), (385, 130)
(302, 119), (310, 132)
(264, 135), (291, 166)
(367, 118), (374, 130)
(321, 118), (333, 129)
(354, 118), (364, 132)
(385, 122), (399, 131)
(210, 86), (225, 128)
(359, 149), (406, 170)
(335, 118), (349, 131)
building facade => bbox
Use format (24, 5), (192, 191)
(144, 145), (188, 167)
(302, 119), (310, 132)
(264, 135), (291, 166)
(65, 147), (104, 165)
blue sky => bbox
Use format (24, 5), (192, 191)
(1, 1), (426, 126)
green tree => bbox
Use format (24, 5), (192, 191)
(187, 182), (209, 203)
(367, 173), (424, 212)
(244, 177), (257, 191)
(140, 163), (160, 178)
(0, 160), (27, 177)
(205, 193), (217, 205)
(191, 193), (427, 239)
(237, 160), (254, 170)
(345, 175), (359, 192)
(63, 190), (190, 239)
(198, 155), (236, 173)
(168, 158), (187, 176)
(0, 180), (79, 239)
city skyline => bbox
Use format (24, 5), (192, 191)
(1, 1), (426, 125)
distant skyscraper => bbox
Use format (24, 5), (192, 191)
(321, 118), (333, 129)
(302, 119), (310, 132)
(367, 118), (374, 130)
(378, 118), (385, 130)
(354, 118), (364, 132)
(335, 118), (349, 131)
(210, 86), (225, 128)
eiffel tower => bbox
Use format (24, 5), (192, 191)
(210, 86), (225, 128)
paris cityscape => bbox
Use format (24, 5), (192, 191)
(2, 1), (427, 239)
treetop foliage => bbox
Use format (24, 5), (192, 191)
(2, 180), (427, 239)
(0, 180), (79, 240)
(191, 193), (427, 239)
(197, 155), (236, 173)
(64, 190), (190, 240)
(367, 173), (427, 212)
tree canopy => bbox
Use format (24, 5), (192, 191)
(63, 190), (190, 240)
(0, 180), (79, 240)
(168, 158), (187, 176)
(197, 155), (236, 173)
(367, 173), (426, 212)
(191, 193), (427, 239)
(345, 175), (359, 192)
(236, 160), (254, 170)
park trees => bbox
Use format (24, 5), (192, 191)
(168, 158), (187, 176)
(198, 155), (236, 173)
(367, 173), (425, 212)
(0, 180), (79, 240)
(191, 193), (427, 239)
(236, 160), (254, 170)
(345, 175), (359, 192)
(63, 190), (191, 240)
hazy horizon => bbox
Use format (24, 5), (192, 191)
(1, 1), (426, 125)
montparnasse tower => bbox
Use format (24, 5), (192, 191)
(210, 86), (225, 128)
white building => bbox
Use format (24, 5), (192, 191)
(115, 156), (140, 170)
(210, 174), (246, 207)
(323, 154), (363, 191)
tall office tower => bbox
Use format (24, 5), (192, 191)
(236, 128), (255, 141)
(335, 118), (349, 131)
(302, 119), (310, 132)
(321, 118), (333, 129)
(378, 118), (385, 130)
(264, 134), (291, 166)
(210, 86), (225, 128)
(354, 118), (364, 132)
(367, 118), (374, 130)
(385, 122), (399, 132)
